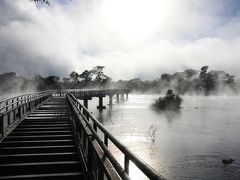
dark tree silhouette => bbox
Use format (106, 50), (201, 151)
(184, 69), (198, 79)
(200, 66), (209, 81)
(0, 66), (237, 96)
(79, 70), (92, 82)
(92, 66), (111, 88)
(44, 76), (60, 89)
(69, 71), (79, 84)
(31, 0), (50, 6)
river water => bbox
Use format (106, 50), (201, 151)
(86, 94), (240, 180)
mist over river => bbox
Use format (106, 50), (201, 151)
(85, 94), (240, 180)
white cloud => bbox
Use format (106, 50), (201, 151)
(0, 0), (240, 80)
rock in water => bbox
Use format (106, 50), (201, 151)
(154, 89), (182, 110)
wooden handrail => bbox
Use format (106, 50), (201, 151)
(67, 92), (166, 180)
(0, 91), (52, 141)
(0, 90), (52, 104)
(66, 89), (129, 98)
(0, 91), (54, 113)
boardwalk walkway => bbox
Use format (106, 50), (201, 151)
(0, 97), (86, 179)
(0, 90), (165, 180)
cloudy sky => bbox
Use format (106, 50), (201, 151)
(0, 0), (240, 80)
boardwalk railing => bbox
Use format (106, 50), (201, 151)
(52, 89), (130, 98)
(67, 92), (166, 180)
(0, 91), (53, 141)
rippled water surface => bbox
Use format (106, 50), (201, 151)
(86, 94), (240, 180)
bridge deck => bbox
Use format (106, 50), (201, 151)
(0, 97), (86, 180)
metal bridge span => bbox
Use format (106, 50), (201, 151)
(0, 89), (166, 180)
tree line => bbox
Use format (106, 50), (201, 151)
(0, 66), (238, 96)
(0, 66), (111, 96)
(115, 66), (237, 95)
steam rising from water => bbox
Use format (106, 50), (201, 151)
(0, 1), (240, 80)
(88, 94), (240, 179)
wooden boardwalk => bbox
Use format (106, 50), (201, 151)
(0, 90), (165, 180)
(0, 97), (86, 179)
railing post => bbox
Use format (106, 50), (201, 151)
(121, 93), (124, 101)
(7, 112), (10, 126)
(87, 137), (93, 171)
(0, 114), (4, 138)
(93, 122), (97, 132)
(124, 156), (130, 175)
(116, 93), (119, 103)
(18, 106), (22, 119)
(13, 108), (16, 122)
(83, 99), (88, 109)
(6, 101), (8, 112)
(109, 94), (113, 106)
(98, 165), (104, 180)
(104, 134), (108, 147)
(12, 99), (14, 109)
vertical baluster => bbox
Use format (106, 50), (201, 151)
(12, 98), (16, 121)
(27, 95), (30, 111)
(6, 101), (8, 112)
(104, 134), (108, 147)
(0, 114), (4, 137)
(20, 97), (23, 117)
(18, 98), (22, 119)
(12, 98), (14, 109)
(16, 97), (19, 118)
(87, 138), (93, 172)
(98, 165), (104, 180)
(93, 122), (97, 132)
(5, 100), (11, 126)
(124, 156), (130, 175)
(83, 130), (87, 152)
(22, 96), (25, 115)
(7, 112), (10, 126)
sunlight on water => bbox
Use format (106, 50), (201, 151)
(87, 94), (240, 180)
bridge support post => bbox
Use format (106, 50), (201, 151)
(116, 93), (119, 103)
(126, 93), (128, 100)
(97, 96), (106, 110)
(82, 96), (92, 108)
(83, 99), (88, 109)
(81, 97), (92, 120)
(121, 93), (124, 101)
(0, 115), (4, 138)
(109, 94), (113, 105)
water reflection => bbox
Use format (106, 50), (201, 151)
(151, 104), (181, 128)
(88, 95), (240, 180)
(147, 125), (159, 143)
(107, 105), (113, 120)
(164, 110), (181, 124)
(154, 109), (181, 124)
